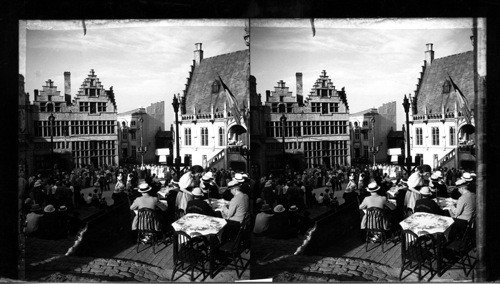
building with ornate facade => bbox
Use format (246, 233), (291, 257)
(175, 43), (250, 172)
(256, 70), (351, 173)
(408, 43), (475, 170)
(349, 102), (397, 165)
(117, 101), (166, 165)
(29, 69), (118, 172)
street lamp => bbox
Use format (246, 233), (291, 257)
(48, 113), (55, 176)
(280, 114), (287, 174)
(138, 116), (148, 166)
(370, 117), (380, 166)
(402, 94), (412, 176)
(172, 94), (182, 176)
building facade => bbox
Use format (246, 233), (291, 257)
(117, 101), (166, 165)
(349, 102), (397, 165)
(408, 44), (475, 170)
(19, 74), (33, 176)
(30, 69), (118, 172)
(175, 43), (250, 172)
(260, 70), (351, 172)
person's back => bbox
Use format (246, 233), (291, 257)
(25, 211), (43, 235)
(253, 211), (273, 234)
(186, 198), (216, 217)
(267, 209), (295, 239)
(414, 198), (443, 215)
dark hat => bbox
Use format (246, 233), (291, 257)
(261, 204), (272, 212)
(30, 204), (42, 212)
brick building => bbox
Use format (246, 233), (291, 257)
(257, 70), (351, 173)
(30, 69), (118, 172)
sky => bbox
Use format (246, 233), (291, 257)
(21, 19), (248, 127)
(250, 18), (474, 130)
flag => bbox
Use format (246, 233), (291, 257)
(218, 75), (243, 126)
(448, 75), (472, 124)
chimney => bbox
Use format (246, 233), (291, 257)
(296, 72), (303, 106)
(34, 89), (39, 98)
(425, 43), (434, 66)
(266, 90), (271, 102)
(194, 43), (203, 65)
(64, 71), (71, 104)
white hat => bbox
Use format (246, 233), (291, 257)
(227, 180), (240, 188)
(44, 204), (56, 213)
(138, 183), (151, 193)
(455, 178), (469, 186)
(419, 186), (433, 196)
(434, 171), (443, 178)
(234, 173), (244, 182)
(366, 182), (380, 193)
(462, 172), (473, 182)
(430, 173), (441, 181)
(264, 180), (272, 188)
(274, 204), (285, 213)
(289, 205), (298, 212)
(201, 172), (213, 181)
(242, 174), (249, 179)
(191, 187), (204, 196)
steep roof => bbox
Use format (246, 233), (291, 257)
(185, 49), (249, 115)
(350, 108), (378, 117)
(415, 51), (474, 114)
(118, 108), (141, 116)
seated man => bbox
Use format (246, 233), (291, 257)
(25, 204), (44, 236)
(253, 203), (274, 235)
(186, 187), (217, 217)
(414, 186), (446, 215)
(448, 177), (476, 241)
(221, 181), (249, 241)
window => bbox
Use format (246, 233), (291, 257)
(90, 102), (97, 114)
(98, 102), (106, 112)
(131, 120), (136, 127)
(311, 103), (321, 112)
(278, 104), (285, 113)
(184, 128), (192, 146)
(79, 102), (89, 112)
(432, 127), (440, 145)
(442, 80), (451, 94)
(211, 80), (220, 93)
(287, 103), (293, 113)
(322, 103), (328, 114)
(201, 127), (208, 146)
(131, 146), (137, 159)
(416, 128), (423, 145)
(329, 103), (339, 113)
(131, 131), (136, 140)
(122, 131), (127, 140)
(363, 146), (369, 158)
(271, 103), (278, 113)
(354, 130), (360, 140)
(363, 132), (368, 140)
(47, 103), (54, 112)
(218, 127), (225, 146)
(363, 121), (368, 127)
(449, 127), (456, 145)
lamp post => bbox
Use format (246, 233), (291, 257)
(172, 94), (182, 176)
(280, 114), (287, 174)
(402, 94), (412, 175)
(370, 117), (380, 166)
(48, 113), (55, 176)
(138, 116), (148, 167)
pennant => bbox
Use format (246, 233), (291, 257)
(448, 75), (472, 124)
(218, 75), (243, 126)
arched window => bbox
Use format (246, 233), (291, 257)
(278, 103), (285, 113)
(46, 103), (54, 112)
(442, 80), (451, 94)
(211, 80), (221, 93)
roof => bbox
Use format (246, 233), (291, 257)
(185, 49), (249, 115)
(350, 108), (378, 117)
(118, 108), (142, 116)
(415, 51), (474, 114)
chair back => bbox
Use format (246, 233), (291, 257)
(401, 230), (435, 262)
(458, 212), (476, 251)
(172, 230), (207, 265)
(365, 207), (390, 231)
(137, 208), (161, 232)
(230, 213), (251, 253)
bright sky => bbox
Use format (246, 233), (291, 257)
(21, 19), (248, 127)
(251, 18), (474, 130)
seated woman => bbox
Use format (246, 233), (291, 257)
(414, 186), (446, 215)
(343, 173), (359, 205)
(359, 182), (396, 230)
(130, 183), (167, 233)
(186, 187), (217, 217)
(253, 203), (274, 236)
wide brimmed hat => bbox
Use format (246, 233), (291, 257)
(366, 182), (380, 193)
(227, 180), (240, 188)
(264, 180), (272, 188)
(289, 205), (298, 212)
(434, 171), (444, 178)
(462, 172), (473, 182)
(33, 180), (42, 187)
(44, 204), (55, 213)
(242, 174), (249, 179)
(191, 187), (204, 196)
(201, 172), (213, 181)
(430, 173), (441, 181)
(455, 178), (469, 186)
(30, 204), (42, 212)
(274, 204), (285, 213)
(234, 173), (244, 183)
(419, 186), (433, 195)
(261, 204), (272, 212)
(59, 205), (67, 212)
(138, 183), (151, 193)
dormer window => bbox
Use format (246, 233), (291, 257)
(442, 79), (451, 94)
(211, 80), (220, 93)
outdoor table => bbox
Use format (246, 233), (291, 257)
(433, 197), (457, 211)
(400, 212), (455, 276)
(171, 213), (227, 278)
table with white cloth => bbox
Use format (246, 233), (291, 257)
(400, 212), (455, 275)
(171, 213), (227, 278)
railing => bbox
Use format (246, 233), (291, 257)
(206, 148), (225, 169)
(227, 145), (243, 153)
(437, 148), (456, 168)
(458, 145), (476, 156)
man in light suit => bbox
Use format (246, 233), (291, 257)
(222, 180), (249, 241)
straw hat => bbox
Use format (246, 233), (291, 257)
(366, 182), (380, 193)
(462, 172), (473, 182)
(430, 173), (441, 181)
(274, 204), (285, 213)
(227, 180), (240, 188)
(234, 173), (244, 183)
(44, 204), (55, 213)
(201, 172), (213, 181)
(419, 186), (433, 196)
(264, 180), (272, 188)
(289, 205), (298, 212)
(138, 183), (151, 193)
(59, 205), (68, 212)
(455, 178), (469, 186)
(242, 174), (249, 180)
(191, 187), (204, 196)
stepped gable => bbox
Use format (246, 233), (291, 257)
(185, 49), (249, 115)
(415, 51), (474, 114)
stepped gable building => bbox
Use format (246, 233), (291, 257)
(261, 70), (351, 172)
(349, 102), (397, 165)
(176, 43), (250, 171)
(31, 69), (118, 172)
(117, 101), (166, 165)
(408, 43), (475, 170)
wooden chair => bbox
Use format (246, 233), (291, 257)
(399, 230), (437, 281)
(136, 208), (162, 254)
(171, 231), (210, 281)
(218, 214), (251, 278)
(444, 213), (476, 276)
(364, 207), (391, 252)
